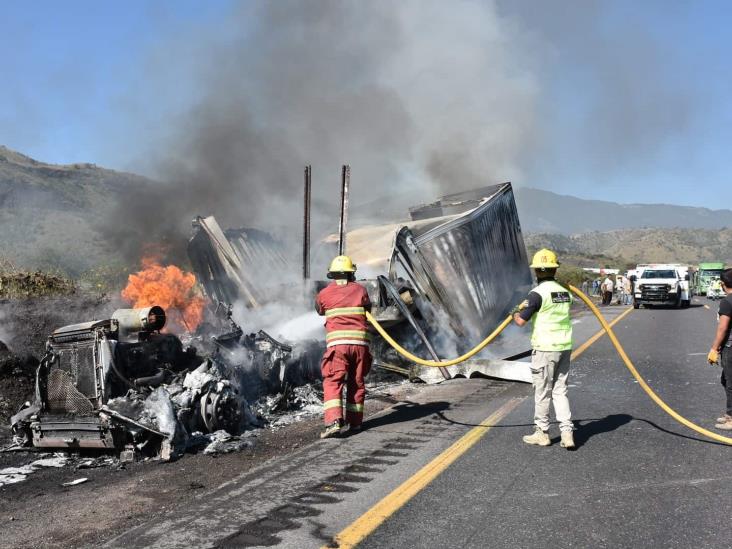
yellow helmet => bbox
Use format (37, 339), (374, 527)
(328, 255), (357, 274)
(530, 248), (560, 270)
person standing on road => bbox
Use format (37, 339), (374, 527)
(316, 256), (372, 439)
(601, 275), (614, 306)
(710, 278), (723, 300)
(616, 275), (625, 305)
(624, 276), (633, 305)
(707, 269), (732, 430)
(513, 249), (575, 449)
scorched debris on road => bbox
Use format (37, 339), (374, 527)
(7, 181), (535, 461)
(9, 305), (323, 460)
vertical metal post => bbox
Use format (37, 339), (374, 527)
(303, 165), (312, 280)
(338, 165), (350, 256)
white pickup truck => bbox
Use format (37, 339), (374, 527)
(632, 264), (691, 309)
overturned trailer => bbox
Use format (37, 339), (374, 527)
(188, 182), (534, 384)
(349, 182), (533, 382)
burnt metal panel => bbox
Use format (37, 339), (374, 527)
(408, 183), (508, 220)
(47, 340), (101, 412)
(394, 183), (532, 351)
(188, 216), (289, 308)
(31, 416), (117, 449)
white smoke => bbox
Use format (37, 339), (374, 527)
(231, 300), (323, 343)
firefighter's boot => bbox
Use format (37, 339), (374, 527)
(320, 420), (344, 439)
(346, 424), (362, 435)
(560, 430), (575, 449)
(523, 427), (551, 446)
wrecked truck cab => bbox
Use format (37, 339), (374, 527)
(10, 306), (244, 459)
(13, 317), (130, 450)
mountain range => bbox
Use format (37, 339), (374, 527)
(513, 188), (732, 234)
(1, 144), (731, 274)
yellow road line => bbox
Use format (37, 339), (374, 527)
(572, 306), (634, 360)
(328, 398), (523, 549)
(329, 307), (634, 548)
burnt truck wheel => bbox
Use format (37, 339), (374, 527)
(200, 387), (242, 433)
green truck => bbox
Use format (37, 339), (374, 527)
(693, 262), (725, 295)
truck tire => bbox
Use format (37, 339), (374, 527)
(682, 299), (690, 308)
(633, 302), (640, 309)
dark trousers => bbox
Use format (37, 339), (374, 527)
(722, 348), (732, 415)
(602, 291), (612, 305)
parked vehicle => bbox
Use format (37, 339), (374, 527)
(692, 262), (725, 296)
(633, 264), (691, 309)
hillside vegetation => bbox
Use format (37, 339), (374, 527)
(0, 146), (149, 276)
(525, 228), (732, 266)
(514, 188), (732, 233)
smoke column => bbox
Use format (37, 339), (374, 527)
(102, 0), (538, 266)
(104, 0), (697, 268)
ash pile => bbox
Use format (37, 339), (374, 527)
(10, 305), (324, 461)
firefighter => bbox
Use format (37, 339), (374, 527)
(315, 255), (372, 439)
(513, 249), (575, 449)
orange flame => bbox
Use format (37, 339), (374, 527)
(122, 257), (206, 333)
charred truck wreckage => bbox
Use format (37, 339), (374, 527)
(11, 180), (533, 458)
(189, 180), (534, 384)
(10, 307), (257, 459)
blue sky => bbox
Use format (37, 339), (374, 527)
(0, 1), (234, 166)
(1, 0), (731, 208)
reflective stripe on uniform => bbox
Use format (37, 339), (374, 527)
(325, 307), (366, 318)
(324, 399), (343, 410)
(326, 330), (371, 341)
(327, 340), (370, 348)
(346, 403), (364, 412)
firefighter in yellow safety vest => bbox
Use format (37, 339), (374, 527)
(513, 249), (575, 449)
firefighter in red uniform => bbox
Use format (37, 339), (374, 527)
(315, 255), (372, 439)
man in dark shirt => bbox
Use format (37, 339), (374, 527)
(707, 268), (732, 430)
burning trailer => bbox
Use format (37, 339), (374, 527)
(188, 180), (534, 385)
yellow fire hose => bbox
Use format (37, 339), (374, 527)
(367, 285), (732, 445)
(366, 312), (513, 368)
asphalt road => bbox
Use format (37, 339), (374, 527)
(100, 302), (652, 549)
(362, 299), (731, 549)
(100, 300), (729, 549)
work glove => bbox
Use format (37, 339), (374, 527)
(511, 300), (529, 316)
(708, 349), (719, 365)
